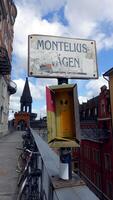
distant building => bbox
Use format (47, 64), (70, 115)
(79, 85), (113, 200)
(80, 96), (98, 129)
(14, 77), (37, 130)
(30, 117), (47, 129)
(0, 0), (17, 136)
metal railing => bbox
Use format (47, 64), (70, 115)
(29, 128), (99, 200)
(81, 128), (110, 142)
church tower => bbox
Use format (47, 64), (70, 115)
(20, 77), (32, 113)
(14, 77), (37, 130)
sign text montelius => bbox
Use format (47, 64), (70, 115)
(28, 35), (97, 79)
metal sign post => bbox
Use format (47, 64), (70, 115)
(58, 78), (68, 85)
(57, 78), (72, 180)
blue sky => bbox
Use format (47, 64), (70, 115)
(9, 0), (113, 119)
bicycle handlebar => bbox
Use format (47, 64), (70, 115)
(26, 148), (40, 155)
(16, 147), (40, 155)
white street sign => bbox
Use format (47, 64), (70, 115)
(28, 34), (98, 79)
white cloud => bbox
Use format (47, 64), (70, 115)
(36, 0), (66, 16)
(78, 75), (108, 104)
(64, 0), (113, 50)
(39, 104), (47, 119)
(86, 75), (108, 97)
(9, 77), (57, 119)
(9, 96), (20, 112)
(66, 0), (113, 23)
(104, 34), (113, 50)
(10, 0), (113, 119)
(13, 3), (67, 61)
(9, 78), (43, 108)
(13, 0), (113, 67)
(79, 96), (88, 104)
(9, 79), (26, 119)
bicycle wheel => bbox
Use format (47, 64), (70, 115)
(17, 178), (28, 200)
(17, 167), (28, 188)
(17, 151), (28, 172)
(19, 186), (29, 200)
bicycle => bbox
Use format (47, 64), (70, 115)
(22, 131), (35, 150)
(17, 147), (29, 173)
(17, 130), (37, 172)
(17, 148), (40, 185)
(17, 148), (42, 200)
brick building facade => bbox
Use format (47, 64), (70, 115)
(0, 0), (17, 135)
(80, 85), (113, 200)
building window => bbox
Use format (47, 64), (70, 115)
(95, 150), (100, 164)
(101, 100), (105, 115)
(106, 97), (110, 113)
(86, 166), (91, 179)
(88, 109), (90, 116)
(84, 146), (90, 160)
(106, 182), (113, 199)
(95, 107), (97, 115)
(104, 154), (111, 170)
(93, 149), (100, 164)
(87, 147), (90, 160)
(94, 172), (101, 189)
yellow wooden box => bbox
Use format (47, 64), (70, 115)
(46, 84), (80, 147)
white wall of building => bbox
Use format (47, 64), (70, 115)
(0, 76), (9, 136)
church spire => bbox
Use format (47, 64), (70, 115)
(20, 77), (32, 113)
